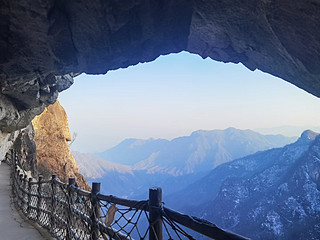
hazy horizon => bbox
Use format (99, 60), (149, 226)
(59, 51), (320, 153)
(69, 126), (320, 153)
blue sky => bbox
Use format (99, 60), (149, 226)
(59, 51), (320, 153)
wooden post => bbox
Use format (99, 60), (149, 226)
(13, 151), (17, 166)
(69, 177), (76, 185)
(11, 150), (15, 166)
(24, 175), (28, 213)
(27, 178), (32, 217)
(66, 177), (76, 240)
(91, 182), (101, 240)
(13, 169), (19, 197)
(11, 149), (14, 164)
(19, 174), (23, 207)
(15, 169), (19, 190)
(149, 187), (163, 240)
(51, 174), (57, 230)
(37, 175), (43, 223)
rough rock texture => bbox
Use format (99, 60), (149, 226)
(0, 73), (73, 133)
(0, 123), (38, 176)
(32, 100), (89, 190)
(12, 124), (38, 177)
(0, 131), (15, 162)
(0, 0), (320, 133)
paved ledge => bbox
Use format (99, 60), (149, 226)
(0, 163), (53, 240)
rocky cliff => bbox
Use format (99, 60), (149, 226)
(32, 100), (89, 190)
(0, 1), (320, 134)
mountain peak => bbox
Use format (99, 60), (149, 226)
(191, 127), (240, 137)
(298, 130), (319, 143)
(225, 127), (237, 131)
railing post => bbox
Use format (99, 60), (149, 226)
(11, 149), (15, 166)
(51, 174), (57, 232)
(13, 168), (19, 197)
(149, 187), (163, 240)
(17, 171), (21, 183)
(67, 177), (76, 240)
(27, 178), (32, 217)
(24, 175), (28, 213)
(14, 151), (18, 166)
(91, 182), (101, 240)
(37, 175), (43, 223)
(15, 169), (19, 188)
(19, 174), (23, 207)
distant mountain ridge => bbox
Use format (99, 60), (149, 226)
(73, 128), (296, 198)
(73, 150), (208, 198)
(167, 130), (320, 239)
(72, 151), (132, 179)
(95, 128), (297, 175)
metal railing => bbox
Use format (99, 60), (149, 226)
(5, 150), (249, 240)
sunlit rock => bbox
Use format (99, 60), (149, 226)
(32, 100), (89, 190)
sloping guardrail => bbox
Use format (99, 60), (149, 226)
(5, 150), (249, 240)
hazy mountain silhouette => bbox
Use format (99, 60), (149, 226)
(74, 128), (296, 199)
(96, 128), (297, 176)
(73, 150), (207, 198)
(72, 151), (133, 178)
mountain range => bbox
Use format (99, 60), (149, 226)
(72, 128), (320, 239)
(73, 128), (296, 198)
(95, 127), (296, 175)
(167, 130), (320, 239)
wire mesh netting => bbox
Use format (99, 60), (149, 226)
(38, 180), (53, 229)
(7, 150), (248, 240)
(97, 199), (151, 240)
(53, 181), (69, 239)
(162, 210), (197, 240)
(67, 187), (92, 239)
(28, 182), (39, 220)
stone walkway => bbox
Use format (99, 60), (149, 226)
(0, 163), (52, 240)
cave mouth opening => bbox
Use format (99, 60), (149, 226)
(59, 51), (320, 153)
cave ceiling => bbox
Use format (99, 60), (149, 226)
(0, 0), (320, 132)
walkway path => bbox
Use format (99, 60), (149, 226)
(0, 163), (51, 240)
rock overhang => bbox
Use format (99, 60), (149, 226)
(0, 0), (320, 132)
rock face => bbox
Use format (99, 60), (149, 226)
(0, 131), (16, 162)
(0, 1), (320, 133)
(12, 124), (38, 176)
(0, 123), (38, 178)
(32, 100), (89, 190)
(0, 72), (73, 133)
